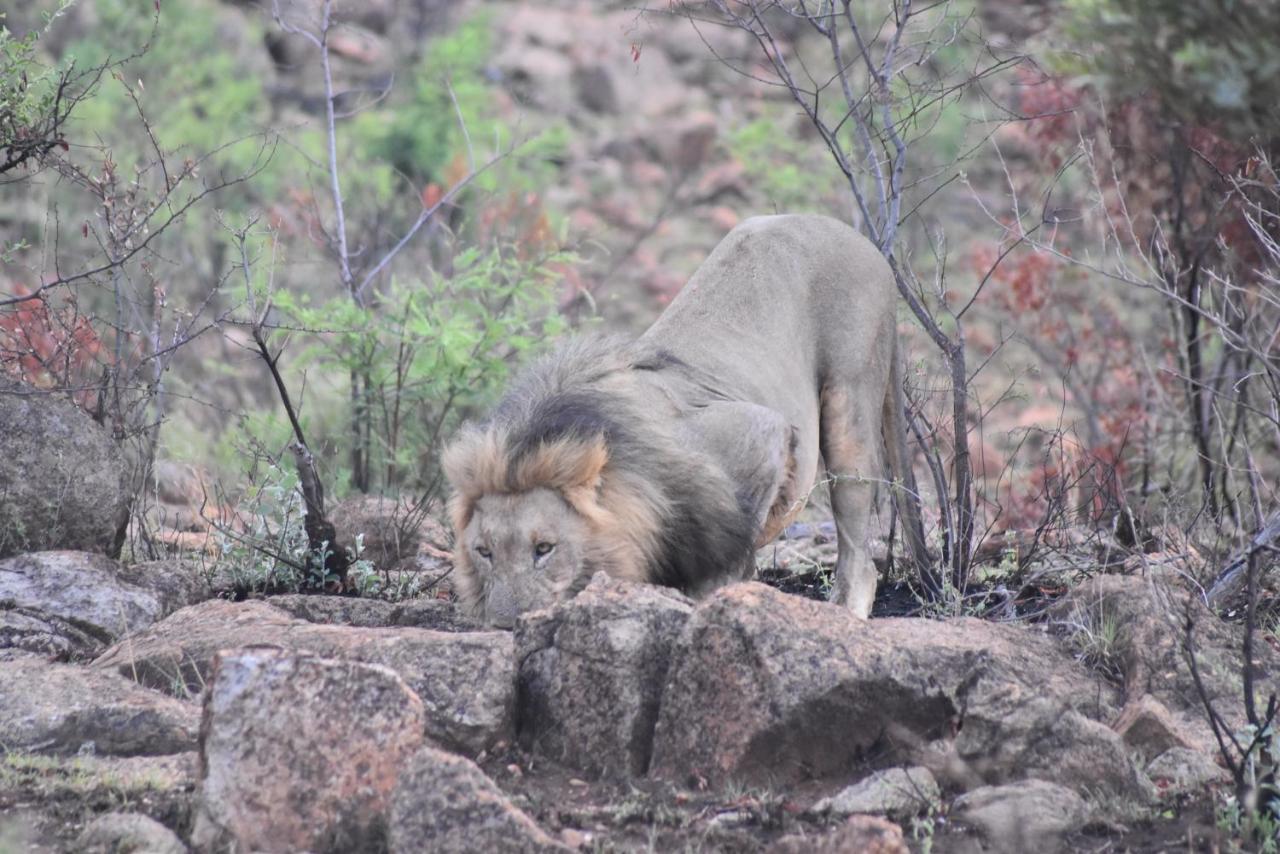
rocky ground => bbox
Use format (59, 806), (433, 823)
(2, 537), (1274, 852)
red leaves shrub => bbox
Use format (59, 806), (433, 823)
(0, 284), (106, 409)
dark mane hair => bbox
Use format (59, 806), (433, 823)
(442, 336), (756, 602)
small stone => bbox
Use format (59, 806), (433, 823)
(1112, 694), (1199, 762)
(1146, 747), (1231, 796)
(812, 766), (940, 818)
(769, 815), (908, 854)
(389, 747), (567, 853)
(952, 779), (1089, 854)
(77, 812), (186, 854)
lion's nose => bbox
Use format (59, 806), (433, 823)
(486, 581), (518, 629)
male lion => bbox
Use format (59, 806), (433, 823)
(443, 214), (928, 626)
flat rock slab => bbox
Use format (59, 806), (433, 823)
(93, 598), (514, 753)
(0, 552), (163, 648)
(389, 747), (567, 854)
(0, 605), (105, 660)
(266, 593), (478, 632)
(813, 766), (939, 818)
(191, 648), (426, 854)
(650, 583), (1142, 798)
(516, 573), (692, 777)
(0, 657), (198, 756)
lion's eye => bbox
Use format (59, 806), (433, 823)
(534, 542), (555, 558)
(476, 545), (492, 560)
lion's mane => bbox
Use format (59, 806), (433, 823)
(442, 336), (757, 612)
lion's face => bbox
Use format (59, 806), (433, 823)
(460, 487), (592, 627)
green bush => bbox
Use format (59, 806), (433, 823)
(1062, 0), (1280, 142)
(273, 242), (569, 497)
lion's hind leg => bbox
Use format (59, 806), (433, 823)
(819, 384), (881, 618)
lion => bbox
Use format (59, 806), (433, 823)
(443, 213), (929, 626)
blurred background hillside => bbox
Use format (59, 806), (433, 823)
(3, 0), (1277, 577)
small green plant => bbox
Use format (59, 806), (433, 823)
(212, 459), (314, 593)
(909, 801), (940, 854)
(1060, 600), (1125, 681)
(1215, 787), (1280, 853)
(274, 242), (569, 498)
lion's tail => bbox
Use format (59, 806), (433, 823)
(883, 335), (935, 591)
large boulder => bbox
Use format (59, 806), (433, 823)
(389, 747), (567, 854)
(649, 583), (1144, 799)
(0, 381), (126, 558)
(0, 656), (198, 756)
(191, 649), (426, 853)
(117, 559), (218, 617)
(515, 574), (693, 778)
(0, 552), (164, 656)
(93, 598), (513, 752)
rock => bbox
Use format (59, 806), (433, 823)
(1146, 747), (1232, 796)
(1050, 573), (1280, 756)
(769, 815), (909, 854)
(516, 574), (692, 778)
(94, 599), (514, 753)
(147, 460), (210, 507)
(118, 559), (217, 617)
(389, 747), (566, 854)
(0, 604), (104, 659)
(952, 780), (1089, 854)
(0, 657), (198, 756)
(0, 381), (126, 558)
(493, 44), (575, 112)
(191, 649), (425, 854)
(391, 597), (479, 632)
(650, 583), (1142, 799)
(265, 593), (405, 627)
(330, 494), (423, 569)
(499, 5), (574, 51)
(0, 552), (164, 648)
(264, 593), (478, 631)
(1111, 694), (1198, 762)
(812, 767), (940, 819)
(573, 63), (619, 114)
(655, 111), (718, 173)
(77, 812), (187, 854)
